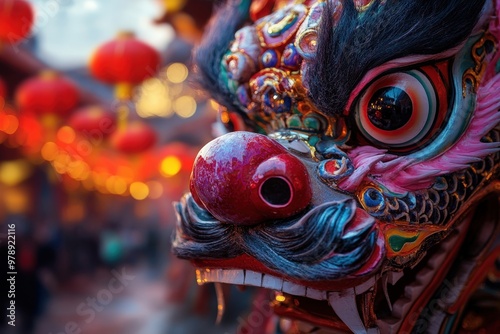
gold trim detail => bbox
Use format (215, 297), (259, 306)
(462, 32), (497, 97)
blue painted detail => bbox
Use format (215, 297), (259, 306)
(263, 89), (292, 113)
(261, 49), (279, 68)
(318, 158), (354, 182)
(282, 43), (302, 69)
(236, 85), (252, 108)
(408, 34), (481, 161)
(174, 196), (380, 281)
(364, 188), (385, 210)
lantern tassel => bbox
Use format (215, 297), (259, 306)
(116, 105), (129, 131)
(115, 82), (134, 101)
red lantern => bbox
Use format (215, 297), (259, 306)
(68, 105), (116, 139)
(15, 70), (79, 117)
(0, 0), (34, 45)
(89, 32), (160, 100)
(110, 121), (157, 154)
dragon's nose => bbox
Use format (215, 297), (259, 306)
(190, 131), (312, 225)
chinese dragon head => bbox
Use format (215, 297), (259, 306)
(172, 0), (500, 332)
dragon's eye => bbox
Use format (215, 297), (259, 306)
(355, 70), (437, 148)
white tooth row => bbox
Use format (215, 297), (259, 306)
(195, 268), (381, 334)
(196, 268), (377, 300)
(196, 268), (324, 299)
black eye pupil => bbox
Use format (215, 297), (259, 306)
(261, 177), (291, 206)
(367, 87), (412, 131)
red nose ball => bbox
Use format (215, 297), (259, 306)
(190, 131), (312, 225)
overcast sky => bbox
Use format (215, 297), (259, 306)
(29, 0), (174, 69)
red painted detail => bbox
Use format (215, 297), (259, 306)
(272, 303), (351, 333)
(324, 160), (338, 174)
(250, 0), (276, 22)
(190, 131), (312, 225)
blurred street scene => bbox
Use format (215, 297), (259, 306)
(0, 1), (268, 333)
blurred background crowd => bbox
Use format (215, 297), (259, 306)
(0, 1), (267, 333)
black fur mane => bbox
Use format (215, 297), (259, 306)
(193, 0), (250, 113)
(194, 0), (487, 116)
(307, 0), (487, 115)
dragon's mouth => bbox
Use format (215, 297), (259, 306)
(187, 213), (469, 333)
(173, 187), (500, 333)
(173, 194), (385, 286)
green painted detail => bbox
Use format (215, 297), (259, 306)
(388, 234), (419, 252)
(287, 115), (302, 128)
(303, 117), (321, 131)
(219, 59), (232, 92)
(308, 136), (319, 147)
(496, 59), (500, 74)
(256, 126), (267, 134)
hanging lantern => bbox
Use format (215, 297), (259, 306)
(0, 0), (34, 47)
(16, 70), (79, 116)
(110, 120), (157, 154)
(89, 32), (161, 101)
(68, 105), (116, 139)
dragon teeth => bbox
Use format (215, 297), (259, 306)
(387, 271), (404, 285)
(197, 268), (381, 332)
(219, 269), (245, 284)
(305, 287), (327, 300)
(243, 270), (263, 287)
(262, 274), (283, 290)
(328, 289), (369, 334)
(355, 276), (376, 295)
(282, 280), (306, 296)
(196, 268), (378, 302)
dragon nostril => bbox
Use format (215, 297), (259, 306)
(260, 177), (292, 207)
(190, 131), (311, 225)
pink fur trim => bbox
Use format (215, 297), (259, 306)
(341, 73), (500, 194)
(339, 1), (500, 194)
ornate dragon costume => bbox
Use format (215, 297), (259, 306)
(173, 0), (500, 332)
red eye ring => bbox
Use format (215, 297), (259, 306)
(356, 70), (437, 147)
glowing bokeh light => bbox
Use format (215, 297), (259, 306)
(1, 115), (19, 134)
(41, 142), (59, 161)
(0, 160), (33, 186)
(166, 63), (188, 84)
(136, 78), (173, 118)
(2, 187), (29, 214)
(147, 181), (163, 199)
(130, 181), (149, 200)
(57, 126), (76, 144)
(174, 95), (197, 118)
(106, 175), (128, 195)
(275, 295), (286, 302)
(160, 155), (182, 177)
